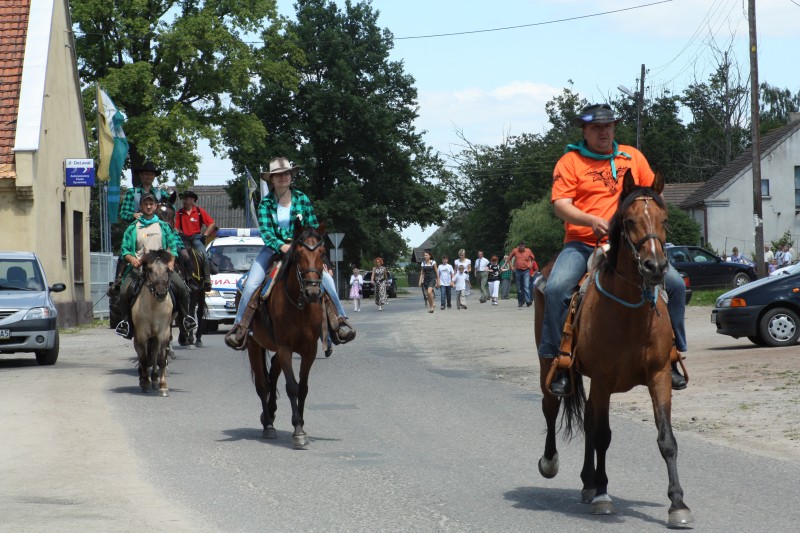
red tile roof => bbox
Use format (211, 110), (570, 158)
(0, 1), (31, 179)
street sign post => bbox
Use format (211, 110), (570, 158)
(327, 233), (345, 295)
(65, 158), (95, 187)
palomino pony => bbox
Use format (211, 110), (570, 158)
(533, 170), (693, 528)
(155, 197), (206, 348)
(245, 223), (326, 449)
(132, 250), (175, 396)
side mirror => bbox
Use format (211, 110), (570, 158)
(50, 283), (66, 293)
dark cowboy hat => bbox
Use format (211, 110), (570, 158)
(572, 103), (621, 127)
(180, 190), (198, 200)
(260, 157), (301, 181)
(139, 192), (157, 204)
(134, 161), (162, 176)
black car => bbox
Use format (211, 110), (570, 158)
(666, 245), (756, 289)
(360, 270), (397, 298)
(711, 264), (800, 347)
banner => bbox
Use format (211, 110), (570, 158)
(244, 167), (259, 228)
(96, 85), (129, 223)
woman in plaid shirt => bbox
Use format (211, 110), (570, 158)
(225, 157), (354, 350)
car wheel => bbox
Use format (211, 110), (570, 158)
(747, 334), (769, 347)
(388, 284), (397, 298)
(758, 307), (800, 347)
(733, 272), (751, 287)
(35, 330), (59, 366)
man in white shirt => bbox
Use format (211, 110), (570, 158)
(437, 255), (455, 309)
(777, 244), (793, 267)
(474, 250), (490, 303)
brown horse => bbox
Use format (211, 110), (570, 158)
(244, 223), (326, 449)
(132, 250), (174, 396)
(534, 170), (693, 528)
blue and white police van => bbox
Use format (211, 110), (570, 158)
(204, 228), (262, 331)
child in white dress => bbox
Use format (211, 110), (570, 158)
(349, 268), (363, 312)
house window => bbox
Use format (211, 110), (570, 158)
(761, 179), (770, 197)
(795, 166), (800, 211)
(61, 202), (67, 259)
(73, 210), (84, 283)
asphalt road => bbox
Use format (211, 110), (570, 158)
(2, 295), (800, 532)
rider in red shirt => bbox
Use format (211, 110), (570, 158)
(175, 191), (217, 290)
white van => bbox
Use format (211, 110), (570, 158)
(204, 229), (262, 331)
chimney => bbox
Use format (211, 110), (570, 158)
(789, 112), (800, 124)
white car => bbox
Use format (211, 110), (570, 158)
(204, 229), (262, 331)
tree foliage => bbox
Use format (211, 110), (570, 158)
(72, 0), (291, 184)
(227, 0), (446, 266)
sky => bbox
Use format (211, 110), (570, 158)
(189, 0), (800, 246)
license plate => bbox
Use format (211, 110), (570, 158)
(225, 301), (236, 309)
(0, 329), (10, 339)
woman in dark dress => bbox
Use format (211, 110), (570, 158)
(418, 250), (440, 313)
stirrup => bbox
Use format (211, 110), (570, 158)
(182, 315), (198, 332)
(115, 320), (131, 339)
(224, 324), (249, 351)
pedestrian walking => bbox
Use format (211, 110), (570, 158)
(453, 264), (469, 309)
(349, 267), (363, 312)
(499, 255), (512, 299)
(487, 255), (501, 305)
(437, 254), (455, 309)
(474, 250), (489, 303)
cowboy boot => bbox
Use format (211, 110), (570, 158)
(671, 362), (687, 390)
(549, 372), (570, 396)
(224, 292), (260, 351)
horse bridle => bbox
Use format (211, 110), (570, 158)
(143, 263), (170, 303)
(621, 196), (666, 276)
(285, 236), (324, 310)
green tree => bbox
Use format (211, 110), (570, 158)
(665, 204), (702, 245)
(759, 83), (800, 133)
(229, 0), (446, 266)
(506, 194), (564, 267)
(72, 0), (293, 185)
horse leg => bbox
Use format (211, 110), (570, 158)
(276, 346), (306, 449)
(537, 357), (561, 479)
(135, 340), (150, 393)
(296, 351), (316, 433)
(648, 374), (694, 528)
(194, 295), (204, 348)
(586, 390), (613, 515)
(266, 352), (281, 438)
(148, 337), (160, 391)
(157, 338), (169, 397)
(247, 342), (274, 439)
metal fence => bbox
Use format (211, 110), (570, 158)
(90, 253), (117, 318)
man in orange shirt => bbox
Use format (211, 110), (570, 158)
(540, 104), (687, 395)
(175, 190), (217, 291)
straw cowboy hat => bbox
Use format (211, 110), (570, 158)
(572, 103), (621, 127)
(134, 161), (162, 176)
(260, 157), (301, 181)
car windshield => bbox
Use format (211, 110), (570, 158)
(0, 259), (44, 291)
(208, 244), (262, 273)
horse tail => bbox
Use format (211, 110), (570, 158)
(560, 374), (586, 440)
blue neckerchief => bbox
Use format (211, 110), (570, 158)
(138, 215), (160, 227)
(564, 140), (632, 180)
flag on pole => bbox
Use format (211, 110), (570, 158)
(244, 167), (259, 228)
(96, 85), (129, 223)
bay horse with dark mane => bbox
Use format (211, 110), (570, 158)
(243, 223), (326, 449)
(533, 170), (693, 528)
(155, 197), (206, 348)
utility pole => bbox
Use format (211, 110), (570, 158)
(636, 64), (645, 150)
(749, 0), (765, 277)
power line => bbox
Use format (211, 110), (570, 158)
(393, 0), (674, 40)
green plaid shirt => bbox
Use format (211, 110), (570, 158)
(258, 189), (319, 251)
(119, 186), (170, 223)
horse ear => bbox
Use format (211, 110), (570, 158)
(621, 168), (636, 199)
(169, 190), (178, 204)
(317, 220), (326, 235)
(292, 217), (304, 241)
(651, 171), (665, 195)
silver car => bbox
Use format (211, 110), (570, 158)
(0, 252), (66, 365)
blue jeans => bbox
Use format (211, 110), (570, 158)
(514, 270), (530, 305)
(440, 285), (452, 307)
(538, 241), (687, 358)
(234, 247), (348, 325)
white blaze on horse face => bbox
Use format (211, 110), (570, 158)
(638, 197), (661, 257)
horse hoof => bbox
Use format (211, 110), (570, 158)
(591, 494), (614, 515)
(581, 488), (596, 504)
(159, 389), (169, 397)
(292, 434), (308, 449)
(195, 340), (203, 348)
(187, 344), (196, 350)
(668, 509), (694, 528)
(263, 427), (277, 439)
(537, 453), (559, 479)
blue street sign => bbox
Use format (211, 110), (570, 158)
(65, 158), (95, 186)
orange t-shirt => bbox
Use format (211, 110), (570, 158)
(551, 145), (654, 245)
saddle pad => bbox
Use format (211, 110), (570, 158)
(236, 261), (283, 300)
